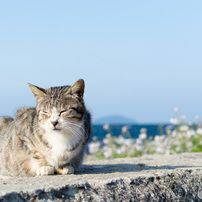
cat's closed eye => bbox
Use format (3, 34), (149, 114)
(71, 107), (78, 112)
(40, 110), (50, 117)
(59, 110), (68, 116)
(41, 110), (48, 114)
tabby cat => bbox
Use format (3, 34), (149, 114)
(0, 79), (91, 177)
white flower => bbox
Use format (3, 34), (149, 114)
(166, 129), (171, 134)
(103, 134), (111, 144)
(170, 118), (179, 125)
(166, 125), (173, 130)
(177, 132), (184, 138)
(124, 139), (134, 146)
(180, 115), (186, 122)
(92, 136), (98, 141)
(174, 107), (179, 113)
(103, 146), (112, 158)
(136, 138), (143, 145)
(154, 135), (161, 142)
(140, 128), (147, 134)
(188, 122), (193, 126)
(103, 123), (110, 130)
(165, 150), (170, 155)
(122, 126), (128, 133)
(195, 116), (200, 121)
(165, 125), (172, 134)
(186, 142), (193, 149)
(179, 125), (189, 132)
(186, 130), (195, 138)
(176, 146), (181, 152)
(116, 135), (125, 144)
(134, 144), (143, 151)
(156, 147), (165, 153)
(106, 133), (111, 138)
(139, 133), (147, 140)
(196, 128), (202, 135)
(103, 137), (109, 145)
(116, 145), (126, 154)
(88, 142), (100, 154)
(171, 131), (177, 137)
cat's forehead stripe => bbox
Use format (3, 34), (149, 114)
(49, 86), (68, 107)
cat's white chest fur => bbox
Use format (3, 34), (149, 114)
(44, 128), (83, 169)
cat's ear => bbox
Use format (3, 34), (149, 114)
(28, 83), (47, 102)
(70, 79), (85, 98)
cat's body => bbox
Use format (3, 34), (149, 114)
(0, 79), (91, 177)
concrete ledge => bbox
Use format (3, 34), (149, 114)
(0, 153), (202, 201)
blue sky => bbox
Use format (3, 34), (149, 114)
(0, 1), (202, 123)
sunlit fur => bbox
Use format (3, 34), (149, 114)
(0, 79), (91, 177)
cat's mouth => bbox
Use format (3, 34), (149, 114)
(52, 127), (61, 131)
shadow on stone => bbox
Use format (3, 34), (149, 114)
(78, 163), (202, 174)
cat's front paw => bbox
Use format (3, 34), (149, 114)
(57, 166), (74, 175)
(36, 166), (55, 176)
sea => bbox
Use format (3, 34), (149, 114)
(91, 124), (170, 141)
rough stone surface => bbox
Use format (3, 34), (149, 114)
(0, 153), (201, 201)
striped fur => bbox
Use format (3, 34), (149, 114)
(0, 79), (91, 177)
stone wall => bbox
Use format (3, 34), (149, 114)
(0, 153), (202, 201)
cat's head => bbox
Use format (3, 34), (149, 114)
(28, 79), (85, 131)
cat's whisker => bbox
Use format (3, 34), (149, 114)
(63, 126), (82, 142)
(64, 122), (85, 132)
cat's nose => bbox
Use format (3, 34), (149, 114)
(51, 121), (58, 127)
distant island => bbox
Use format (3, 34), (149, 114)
(94, 115), (136, 124)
